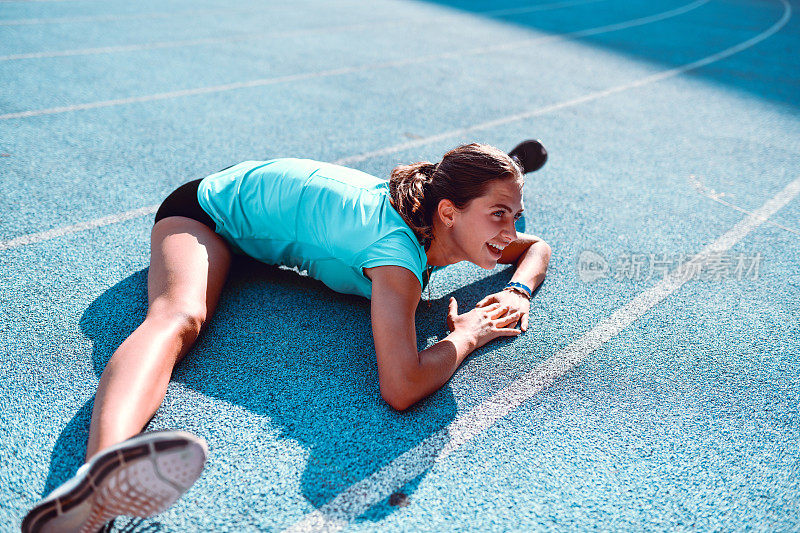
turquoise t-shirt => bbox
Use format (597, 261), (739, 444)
(196, 158), (444, 299)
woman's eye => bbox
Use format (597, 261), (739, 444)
(494, 211), (522, 220)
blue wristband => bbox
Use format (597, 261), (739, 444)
(504, 281), (532, 299)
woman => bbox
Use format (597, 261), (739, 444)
(23, 141), (551, 533)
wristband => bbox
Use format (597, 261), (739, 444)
(504, 281), (532, 299)
(504, 286), (531, 299)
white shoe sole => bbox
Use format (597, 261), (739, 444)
(21, 430), (208, 533)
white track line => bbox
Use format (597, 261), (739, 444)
(0, 0), (708, 120)
(285, 176), (800, 533)
(690, 175), (800, 236)
(701, 195), (800, 236)
(0, 0), (605, 62)
(0, 204), (158, 251)
(0, 22), (406, 62)
(487, 0), (603, 17)
(280, 2), (794, 530)
(0, 7), (251, 26)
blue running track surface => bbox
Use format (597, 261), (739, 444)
(2, 0), (799, 530)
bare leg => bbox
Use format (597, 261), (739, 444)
(85, 216), (232, 461)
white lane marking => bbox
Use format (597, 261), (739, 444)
(281, 3), (794, 531)
(701, 195), (800, 236)
(0, 0), (606, 62)
(0, 9), (215, 26)
(0, 204), (158, 251)
(486, 0), (604, 17)
(690, 175), (800, 236)
(0, 21), (406, 61)
(0, 66), (375, 120)
(0, 5), (275, 25)
(0, 0), (708, 120)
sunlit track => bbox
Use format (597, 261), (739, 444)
(0, 0), (708, 120)
(0, 21), (408, 62)
(280, 4), (793, 529)
(0, 0), (606, 62)
(0, 5), (265, 25)
(0, 0), (85, 3)
(0, 0), (598, 26)
(0, 0), (718, 249)
(2, 0), (798, 529)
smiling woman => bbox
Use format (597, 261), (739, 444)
(22, 141), (551, 533)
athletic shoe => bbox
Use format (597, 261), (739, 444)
(508, 139), (548, 174)
(21, 430), (208, 533)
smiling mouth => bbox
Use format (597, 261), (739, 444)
(487, 242), (504, 256)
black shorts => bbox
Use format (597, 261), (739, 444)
(154, 163), (239, 230)
(153, 179), (216, 231)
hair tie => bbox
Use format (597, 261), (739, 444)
(420, 163), (437, 179)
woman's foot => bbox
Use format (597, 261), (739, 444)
(22, 430), (208, 533)
(508, 139), (548, 174)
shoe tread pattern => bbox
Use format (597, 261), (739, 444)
(22, 432), (207, 533)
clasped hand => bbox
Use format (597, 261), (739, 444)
(446, 289), (530, 350)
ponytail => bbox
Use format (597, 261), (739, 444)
(388, 161), (438, 248)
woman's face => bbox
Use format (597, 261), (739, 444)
(449, 178), (524, 269)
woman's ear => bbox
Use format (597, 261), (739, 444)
(436, 198), (457, 228)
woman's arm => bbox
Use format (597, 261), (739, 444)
(370, 266), (472, 410)
(473, 232), (551, 332)
(497, 232), (552, 295)
(370, 266), (520, 411)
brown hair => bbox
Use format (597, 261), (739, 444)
(388, 143), (523, 250)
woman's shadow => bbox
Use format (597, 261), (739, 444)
(44, 238), (526, 525)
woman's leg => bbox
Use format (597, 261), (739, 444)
(85, 216), (232, 460)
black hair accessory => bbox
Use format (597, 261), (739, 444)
(508, 139), (548, 174)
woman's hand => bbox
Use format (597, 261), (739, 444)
(475, 289), (531, 332)
(446, 298), (522, 351)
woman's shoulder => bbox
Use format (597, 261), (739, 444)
(364, 264), (422, 295)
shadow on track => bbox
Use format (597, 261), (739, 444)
(44, 226), (531, 525)
(424, 0), (797, 111)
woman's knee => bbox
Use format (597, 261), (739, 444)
(146, 301), (207, 342)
